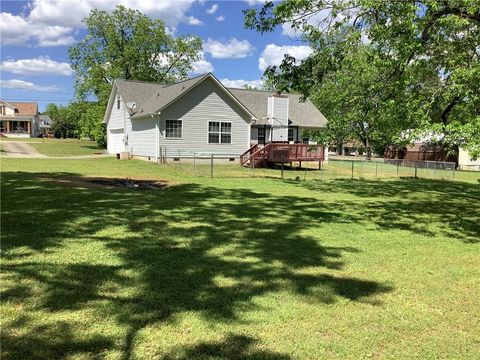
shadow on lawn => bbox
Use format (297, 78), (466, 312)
(4, 172), (477, 358)
(284, 178), (480, 244)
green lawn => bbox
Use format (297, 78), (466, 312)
(29, 139), (103, 157)
(1, 157), (479, 359)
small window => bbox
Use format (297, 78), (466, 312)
(288, 128), (295, 142)
(117, 95), (121, 109)
(302, 137), (309, 144)
(209, 121), (231, 144)
(165, 120), (182, 138)
(257, 127), (266, 144)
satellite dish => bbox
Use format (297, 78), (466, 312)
(125, 101), (136, 110)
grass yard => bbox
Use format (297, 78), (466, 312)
(1, 157), (479, 359)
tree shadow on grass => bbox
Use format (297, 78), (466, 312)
(161, 333), (291, 360)
(0, 171), (398, 359)
(284, 178), (480, 243)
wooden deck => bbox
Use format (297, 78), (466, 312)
(240, 143), (325, 167)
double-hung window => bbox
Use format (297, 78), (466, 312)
(165, 120), (182, 138)
(208, 121), (231, 144)
(257, 127), (266, 144)
(288, 128), (295, 142)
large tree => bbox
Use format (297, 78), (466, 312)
(245, 0), (480, 158)
(69, 5), (202, 104)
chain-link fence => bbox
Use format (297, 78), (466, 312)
(151, 150), (464, 182)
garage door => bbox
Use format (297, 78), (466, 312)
(108, 128), (124, 154)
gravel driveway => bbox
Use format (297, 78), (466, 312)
(1, 141), (46, 158)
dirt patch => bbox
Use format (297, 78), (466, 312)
(40, 176), (169, 190)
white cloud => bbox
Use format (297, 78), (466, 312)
(258, 44), (313, 71)
(216, 15), (225, 22)
(0, 12), (75, 47)
(206, 4), (218, 15)
(27, 0), (198, 29)
(191, 52), (214, 74)
(204, 38), (254, 59)
(185, 15), (203, 26)
(221, 78), (263, 89)
(245, 0), (268, 6)
(2, 0), (200, 46)
(1, 57), (73, 76)
(0, 79), (61, 92)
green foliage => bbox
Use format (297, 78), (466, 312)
(44, 102), (106, 147)
(245, 0), (480, 158)
(69, 5), (202, 104)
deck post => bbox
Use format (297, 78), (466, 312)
(318, 161), (322, 170)
(210, 154), (214, 178)
(299, 160), (302, 169)
(159, 147), (162, 164)
(193, 153), (196, 175)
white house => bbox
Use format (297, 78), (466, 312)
(0, 99), (49, 138)
(103, 73), (328, 161)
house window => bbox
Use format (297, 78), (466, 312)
(165, 120), (182, 138)
(0, 105), (5, 115)
(209, 121), (231, 144)
(257, 127), (266, 144)
(302, 136), (309, 144)
(117, 95), (121, 109)
(288, 128), (295, 142)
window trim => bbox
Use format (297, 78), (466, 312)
(165, 119), (183, 139)
(208, 121), (232, 144)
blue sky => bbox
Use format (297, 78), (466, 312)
(0, 0), (312, 111)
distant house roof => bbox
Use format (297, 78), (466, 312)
(105, 73), (327, 128)
(0, 99), (38, 115)
(11, 102), (38, 115)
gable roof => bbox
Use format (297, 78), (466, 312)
(227, 88), (327, 128)
(105, 74), (326, 128)
(11, 102), (38, 115)
(0, 99), (38, 115)
(131, 74), (209, 118)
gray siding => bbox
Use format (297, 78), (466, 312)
(158, 78), (251, 156)
(127, 117), (156, 157)
(107, 91), (127, 154)
(107, 91), (126, 130)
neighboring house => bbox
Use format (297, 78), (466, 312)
(103, 73), (327, 164)
(385, 142), (480, 170)
(0, 99), (50, 138)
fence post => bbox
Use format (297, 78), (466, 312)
(414, 161), (418, 178)
(281, 163), (284, 179)
(396, 161), (399, 178)
(375, 162), (378, 178)
(193, 153), (196, 176)
(210, 154), (214, 179)
(252, 157), (255, 177)
(351, 160), (354, 180)
(159, 147), (162, 164)
(433, 164), (436, 179)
